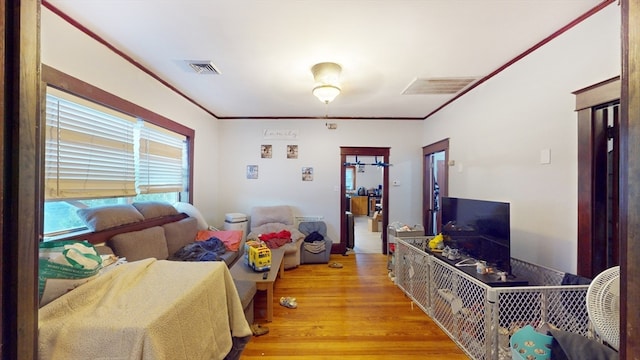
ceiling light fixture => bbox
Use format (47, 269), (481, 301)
(311, 62), (342, 104)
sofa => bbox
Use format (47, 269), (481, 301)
(74, 201), (257, 324)
(246, 205), (305, 269)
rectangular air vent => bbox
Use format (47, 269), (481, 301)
(402, 77), (477, 95)
(188, 61), (221, 75)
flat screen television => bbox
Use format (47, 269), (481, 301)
(440, 197), (511, 274)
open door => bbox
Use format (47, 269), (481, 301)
(338, 147), (390, 254)
(423, 139), (449, 236)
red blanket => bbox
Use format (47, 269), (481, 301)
(259, 230), (291, 248)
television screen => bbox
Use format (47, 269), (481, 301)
(440, 197), (511, 274)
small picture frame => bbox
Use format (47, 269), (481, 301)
(246, 165), (259, 179)
(287, 145), (298, 159)
(302, 167), (313, 181)
(260, 144), (272, 159)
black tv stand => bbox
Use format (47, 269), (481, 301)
(428, 250), (529, 287)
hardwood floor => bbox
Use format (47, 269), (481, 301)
(241, 253), (469, 359)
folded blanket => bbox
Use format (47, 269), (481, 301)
(303, 240), (326, 254)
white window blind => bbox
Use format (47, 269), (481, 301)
(45, 88), (137, 199)
(136, 121), (186, 194)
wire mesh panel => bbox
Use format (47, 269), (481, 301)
(394, 240), (591, 360)
(430, 255), (490, 359)
(395, 238), (431, 313)
(510, 258), (565, 286)
(492, 286), (590, 359)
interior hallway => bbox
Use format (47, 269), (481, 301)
(352, 215), (384, 254)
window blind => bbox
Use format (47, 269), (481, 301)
(136, 121), (186, 194)
(45, 88), (137, 199)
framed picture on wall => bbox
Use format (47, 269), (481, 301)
(246, 165), (258, 179)
(261, 144), (272, 159)
(302, 167), (313, 181)
(287, 145), (298, 159)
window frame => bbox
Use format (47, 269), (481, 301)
(41, 65), (195, 237)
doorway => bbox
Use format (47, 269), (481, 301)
(423, 139), (449, 236)
(339, 147), (390, 255)
(574, 78), (621, 279)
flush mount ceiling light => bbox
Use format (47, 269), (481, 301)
(311, 62), (342, 104)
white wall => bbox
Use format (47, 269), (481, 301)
(216, 119), (424, 241)
(41, 9), (222, 223)
(422, 4), (620, 273)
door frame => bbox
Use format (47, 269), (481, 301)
(339, 147), (390, 254)
(423, 139), (449, 235)
(573, 77), (620, 279)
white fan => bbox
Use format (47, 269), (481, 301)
(586, 266), (620, 350)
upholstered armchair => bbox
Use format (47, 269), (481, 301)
(247, 205), (304, 269)
(298, 221), (333, 264)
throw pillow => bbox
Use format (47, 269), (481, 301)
(549, 329), (618, 360)
(132, 201), (179, 219)
(77, 204), (144, 231)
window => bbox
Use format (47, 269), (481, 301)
(43, 83), (192, 238)
(345, 166), (356, 192)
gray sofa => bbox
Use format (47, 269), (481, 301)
(77, 202), (257, 324)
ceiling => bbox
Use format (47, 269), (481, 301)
(44, 0), (606, 120)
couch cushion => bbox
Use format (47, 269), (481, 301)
(77, 204), (144, 231)
(233, 279), (257, 309)
(132, 201), (179, 219)
(163, 217), (199, 255)
(107, 226), (168, 261)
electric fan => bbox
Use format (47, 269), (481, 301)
(586, 266), (620, 350)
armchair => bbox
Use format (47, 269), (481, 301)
(298, 221), (333, 264)
(247, 205), (304, 269)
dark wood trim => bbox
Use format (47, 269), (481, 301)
(52, 213), (188, 245)
(41, 64), (195, 203)
(573, 76), (621, 110)
(218, 116), (425, 121)
(620, 0), (639, 357)
(575, 80), (620, 279)
(422, 139), (449, 235)
(339, 147), (390, 255)
(2, 0), (41, 358)
(1, 1), (6, 354)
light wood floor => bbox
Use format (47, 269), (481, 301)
(241, 253), (469, 359)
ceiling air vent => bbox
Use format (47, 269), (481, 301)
(187, 61), (221, 75)
(402, 77), (477, 95)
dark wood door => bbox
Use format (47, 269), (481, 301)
(423, 139), (449, 236)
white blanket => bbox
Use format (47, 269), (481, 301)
(39, 258), (252, 360)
